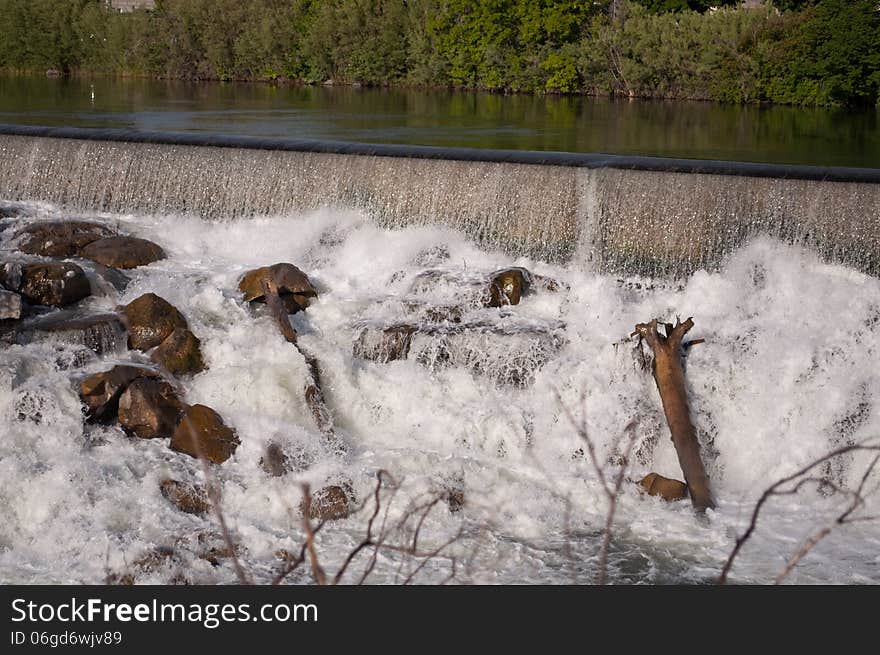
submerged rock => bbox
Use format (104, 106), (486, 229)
(0, 290), (21, 320)
(302, 485), (351, 521)
(122, 293), (188, 351)
(118, 378), (185, 439)
(151, 328), (205, 375)
(14, 220), (113, 257)
(79, 364), (163, 421)
(352, 324), (417, 363)
(160, 479), (211, 516)
(170, 404), (239, 464)
(259, 442), (291, 477)
(638, 473), (688, 502)
(353, 320), (566, 387)
(1, 261), (91, 307)
(239, 263), (317, 314)
(79, 236), (165, 269)
(16, 312), (127, 355)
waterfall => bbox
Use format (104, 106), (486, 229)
(1, 126), (879, 276)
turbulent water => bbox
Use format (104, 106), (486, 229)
(1, 201), (879, 585)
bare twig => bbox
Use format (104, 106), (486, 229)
(181, 413), (252, 585)
(718, 441), (880, 585)
(555, 389), (638, 585)
(300, 484), (327, 585)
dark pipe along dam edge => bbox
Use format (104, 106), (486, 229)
(2, 123), (879, 185)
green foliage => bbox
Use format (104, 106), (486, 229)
(632, 0), (737, 13)
(0, 0), (876, 107)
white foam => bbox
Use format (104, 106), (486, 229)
(1, 204), (878, 584)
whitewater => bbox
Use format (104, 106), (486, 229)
(1, 201), (878, 584)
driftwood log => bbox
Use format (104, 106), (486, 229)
(261, 279), (341, 452)
(632, 317), (715, 511)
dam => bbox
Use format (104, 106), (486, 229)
(2, 124), (880, 276)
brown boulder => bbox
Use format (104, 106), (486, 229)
(151, 328), (205, 375)
(79, 236), (165, 269)
(238, 263), (317, 313)
(638, 473), (688, 502)
(1, 261), (91, 307)
(302, 485), (351, 521)
(122, 293), (187, 351)
(486, 268), (530, 307)
(118, 378), (185, 439)
(160, 479), (211, 516)
(14, 220), (113, 257)
(79, 364), (162, 421)
(170, 404), (239, 464)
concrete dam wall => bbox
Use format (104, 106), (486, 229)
(2, 124), (879, 277)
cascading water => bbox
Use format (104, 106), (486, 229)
(1, 198), (879, 585)
(1, 131), (879, 584)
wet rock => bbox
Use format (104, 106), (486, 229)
(0, 290), (21, 320)
(170, 404), (240, 464)
(118, 378), (185, 439)
(302, 485), (351, 521)
(259, 442), (290, 477)
(160, 479), (211, 516)
(122, 293), (187, 351)
(14, 220), (113, 257)
(638, 473), (688, 502)
(486, 268), (530, 307)
(353, 324), (417, 363)
(79, 236), (165, 269)
(79, 364), (162, 422)
(1, 261), (91, 307)
(151, 328), (205, 375)
(16, 312), (127, 355)
(239, 263), (317, 314)
(87, 263), (130, 294)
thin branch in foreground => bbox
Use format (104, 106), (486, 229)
(555, 389), (638, 585)
(717, 441), (880, 585)
(181, 413), (252, 585)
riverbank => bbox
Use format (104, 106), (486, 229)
(1, 0), (878, 108)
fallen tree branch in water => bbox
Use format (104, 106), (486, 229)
(632, 317), (715, 511)
(260, 278), (342, 452)
(717, 441), (880, 585)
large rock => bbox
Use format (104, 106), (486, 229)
(14, 221), (113, 257)
(0, 290), (21, 320)
(16, 312), (127, 355)
(122, 293), (187, 351)
(170, 404), (239, 464)
(638, 473), (688, 502)
(239, 263), (317, 314)
(79, 236), (165, 269)
(79, 364), (162, 421)
(160, 479), (211, 516)
(1, 261), (91, 307)
(118, 378), (185, 439)
(150, 328), (205, 375)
